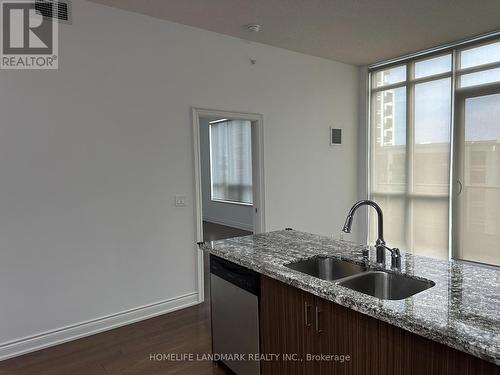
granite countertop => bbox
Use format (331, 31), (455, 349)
(200, 229), (500, 365)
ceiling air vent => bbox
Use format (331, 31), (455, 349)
(35, 0), (71, 23)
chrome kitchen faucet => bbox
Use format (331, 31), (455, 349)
(342, 200), (401, 270)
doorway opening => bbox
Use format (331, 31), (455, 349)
(192, 108), (265, 302)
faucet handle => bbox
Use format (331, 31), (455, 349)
(362, 247), (369, 259)
(389, 247), (401, 269)
(380, 245), (401, 269)
(361, 247), (370, 267)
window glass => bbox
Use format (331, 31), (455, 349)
(415, 54), (452, 79)
(413, 199), (449, 259)
(371, 87), (406, 193)
(210, 120), (253, 204)
(414, 78), (451, 195)
(460, 67), (500, 88)
(369, 196), (406, 250)
(460, 41), (500, 69)
(372, 66), (406, 88)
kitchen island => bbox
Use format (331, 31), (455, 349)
(200, 229), (500, 374)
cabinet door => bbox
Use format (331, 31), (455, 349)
(313, 296), (368, 375)
(260, 276), (314, 375)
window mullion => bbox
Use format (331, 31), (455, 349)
(405, 62), (415, 252)
(457, 60), (500, 75)
(448, 49), (459, 260)
(371, 81), (406, 93)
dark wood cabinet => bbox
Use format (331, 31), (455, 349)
(260, 275), (499, 375)
(260, 274), (313, 374)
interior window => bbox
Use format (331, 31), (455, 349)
(209, 120), (253, 205)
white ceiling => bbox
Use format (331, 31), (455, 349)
(89, 0), (500, 65)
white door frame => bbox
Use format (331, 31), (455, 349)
(191, 107), (266, 302)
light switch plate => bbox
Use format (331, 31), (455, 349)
(175, 195), (187, 207)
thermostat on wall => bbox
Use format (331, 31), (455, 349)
(330, 127), (342, 146)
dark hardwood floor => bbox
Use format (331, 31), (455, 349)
(202, 221), (252, 242)
(0, 303), (232, 375)
(0, 223), (250, 375)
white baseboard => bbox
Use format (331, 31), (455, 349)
(0, 292), (199, 362)
(203, 216), (253, 232)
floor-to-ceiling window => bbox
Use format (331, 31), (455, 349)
(369, 37), (500, 266)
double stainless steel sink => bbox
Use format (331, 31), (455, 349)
(285, 256), (434, 300)
(286, 257), (367, 281)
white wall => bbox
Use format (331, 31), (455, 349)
(0, 1), (359, 358)
(199, 118), (253, 231)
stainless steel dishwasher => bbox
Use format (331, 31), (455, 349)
(210, 255), (261, 375)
